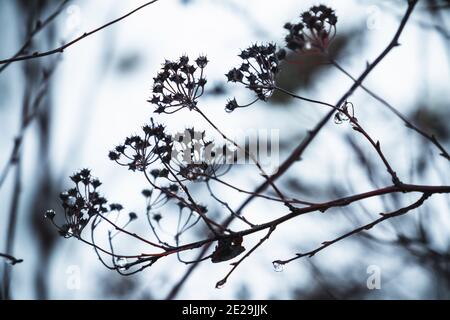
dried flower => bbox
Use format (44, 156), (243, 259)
(284, 5), (337, 52)
(56, 170), (109, 238)
(225, 43), (285, 109)
(148, 55), (208, 114)
(108, 119), (173, 171)
(129, 212), (138, 221)
(225, 98), (239, 112)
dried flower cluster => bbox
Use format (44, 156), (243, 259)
(170, 128), (236, 182)
(284, 5), (337, 52)
(108, 119), (173, 172)
(47, 169), (108, 238)
(225, 43), (286, 111)
(148, 55), (208, 114)
(109, 120), (235, 183)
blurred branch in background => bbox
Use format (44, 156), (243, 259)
(0, 253), (23, 266)
(1, 0), (59, 300)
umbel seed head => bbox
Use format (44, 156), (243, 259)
(284, 5), (337, 52)
(148, 55), (208, 114)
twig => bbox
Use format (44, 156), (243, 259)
(0, 253), (23, 265)
(1, 72), (32, 299)
(273, 192), (432, 265)
(194, 107), (293, 210)
(327, 57), (450, 161)
(215, 226), (276, 288)
(276, 87), (403, 185)
(206, 181), (255, 228)
(146, 184), (449, 276)
(0, 0), (160, 65)
(0, 63), (58, 191)
(0, 0), (70, 74)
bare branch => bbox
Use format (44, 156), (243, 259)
(274, 192), (432, 265)
(0, 0), (160, 66)
(0, 0), (70, 74)
(0, 253), (23, 265)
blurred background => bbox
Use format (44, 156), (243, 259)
(0, 0), (449, 299)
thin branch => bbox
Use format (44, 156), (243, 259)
(150, 183), (450, 253)
(206, 180), (255, 228)
(274, 192), (432, 265)
(327, 57), (450, 161)
(0, 253), (23, 265)
(194, 106), (293, 210)
(273, 86), (336, 109)
(0, 0), (160, 65)
(215, 226), (276, 289)
(275, 86), (403, 185)
(207, 175), (315, 206)
(0, 0), (70, 74)
(0, 63), (58, 191)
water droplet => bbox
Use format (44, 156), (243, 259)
(116, 257), (128, 270)
(215, 279), (226, 289)
(67, 196), (76, 206)
(272, 261), (284, 272)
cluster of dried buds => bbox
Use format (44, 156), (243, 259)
(148, 55), (208, 114)
(284, 5), (337, 52)
(46, 169), (109, 237)
(169, 128), (236, 182)
(108, 119), (173, 172)
(225, 43), (286, 111)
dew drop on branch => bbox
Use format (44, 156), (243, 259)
(67, 196), (76, 207)
(272, 261), (285, 272)
(116, 257), (128, 270)
(215, 279), (226, 289)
